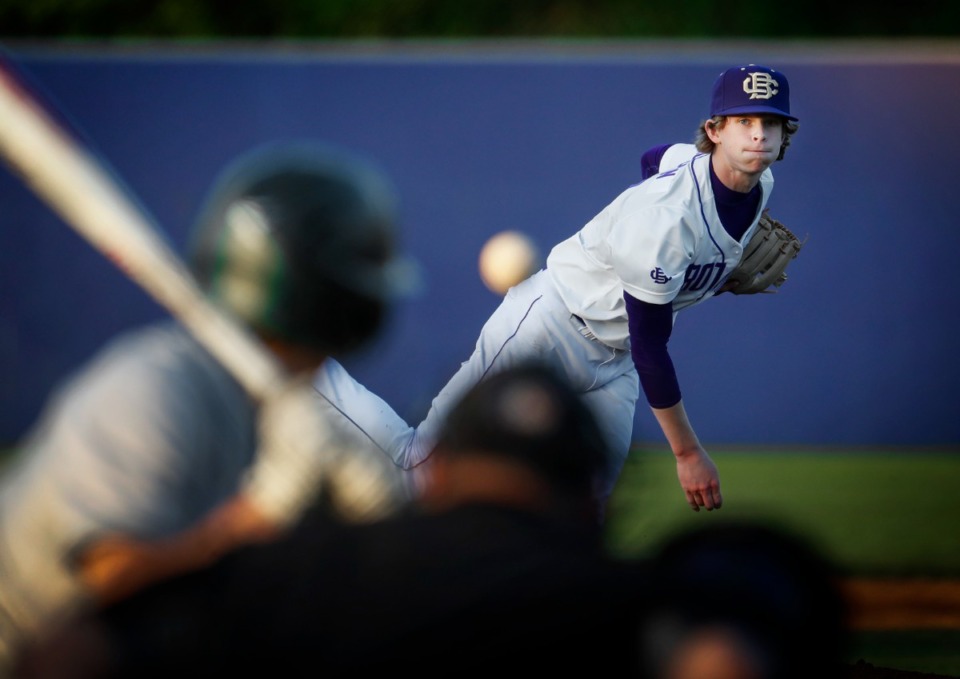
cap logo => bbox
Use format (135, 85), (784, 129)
(742, 72), (780, 100)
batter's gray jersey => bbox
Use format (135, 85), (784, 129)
(0, 322), (257, 672)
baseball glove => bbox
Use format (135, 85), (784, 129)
(721, 210), (804, 294)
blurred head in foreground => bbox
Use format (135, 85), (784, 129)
(420, 362), (611, 522)
(639, 521), (848, 679)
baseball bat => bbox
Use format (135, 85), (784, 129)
(0, 52), (287, 401)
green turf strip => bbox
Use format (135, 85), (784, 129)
(605, 447), (960, 577)
(848, 630), (960, 677)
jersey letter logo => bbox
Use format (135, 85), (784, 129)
(650, 267), (672, 284)
(681, 262), (726, 292)
(742, 72), (779, 100)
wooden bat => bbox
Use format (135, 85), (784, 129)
(0, 53), (287, 401)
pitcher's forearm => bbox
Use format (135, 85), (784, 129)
(651, 400), (703, 458)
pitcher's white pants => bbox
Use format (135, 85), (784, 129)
(314, 270), (639, 504)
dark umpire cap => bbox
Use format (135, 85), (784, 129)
(436, 363), (610, 497)
(710, 64), (798, 121)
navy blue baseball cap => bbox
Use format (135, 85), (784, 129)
(710, 64), (797, 121)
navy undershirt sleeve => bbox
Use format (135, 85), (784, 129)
(640, 144), (672, 180)
(624, 292), (681, 408)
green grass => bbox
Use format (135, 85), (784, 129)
(605, 446), (960, 576)
(605, 446), (960, 677)
(849, 630), (960, 677)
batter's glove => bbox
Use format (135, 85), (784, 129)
(242, 376), (406, 528)
(720, 210), (804, 294)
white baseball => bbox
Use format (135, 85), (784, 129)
(478, 230), (539, 295)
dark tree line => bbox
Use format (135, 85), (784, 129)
(1, 0), (958, 40)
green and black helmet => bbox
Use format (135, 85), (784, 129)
(189, 141), (419, 355)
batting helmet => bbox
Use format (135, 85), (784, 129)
(189, 141), (419, 354)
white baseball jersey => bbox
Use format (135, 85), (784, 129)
(547, 144), (774, 350)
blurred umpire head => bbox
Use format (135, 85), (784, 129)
(189, 141), (419, 362)
(424, 362), (611, 521)
(638, 520), (847, 679)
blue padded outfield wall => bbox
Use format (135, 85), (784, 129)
(2, 42), (958, 448)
